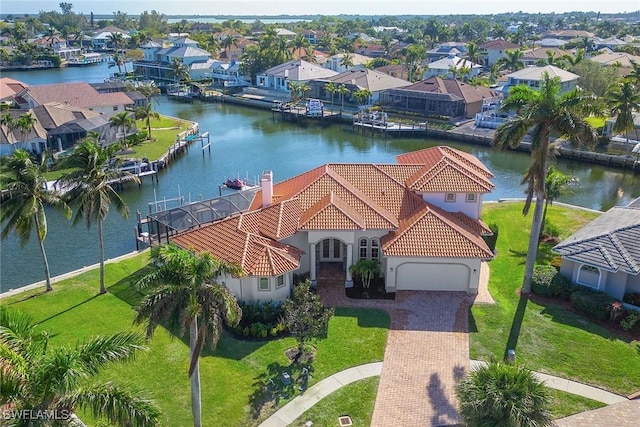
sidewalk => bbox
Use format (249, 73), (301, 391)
(258, 361), (629, 427)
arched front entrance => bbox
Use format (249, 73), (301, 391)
(310, 238), (351, 288)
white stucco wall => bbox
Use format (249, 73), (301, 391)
(420, 192), (482, 219)
(384, 257), (481, 293)
(561, 258), (640, 300)
(222, 274), (292, 303)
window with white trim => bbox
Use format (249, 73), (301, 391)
(277, 275), (285, 288)
(371, 238), (380, 260)
(259, 277), (270, 291)
(445, 193), (456, 202)
(466, 193), (476, 203)
(359, 238), (368, 260)
(577, 264), (600, 289)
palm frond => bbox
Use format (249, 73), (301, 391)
(76, 331), (147, 375)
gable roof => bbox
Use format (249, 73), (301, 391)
(0, 77), (29, 102)
(521, 47), (572, 60)
(261, 60), (338, 81)
(427, 55), (482, 70)
(20, 83), (133, 109)
(32, 102), (100, 130)
(589, 52), (640, 68)
(326, 68), (409, 92)
(554, 204), (640, 274)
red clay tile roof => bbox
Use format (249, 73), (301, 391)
(381, 203), (493, 258)
(300, 192), (367, 230)
(238, 198), (301, 240)
(171, 215), (303, 277)
(20, 82), (133, 109)
(397, 146), (494, 193)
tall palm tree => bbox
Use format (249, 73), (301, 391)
(221, 35), (235, 59)
(493, 74), (599, 293)
(338, 84), (351, 110)
(457, 361), (554, 427)
(135, 103), (160, 140)
(497, 49), (525, 72)
(0, 306), (160, 427)
(15, 112), (36, 143)
(541, 166), (573, 236)
(287, 80), (302, 103)
(56, 138), (140, 294)
(109, 111), (134, 145)
(0, 150), (71, 292)
(339, 52), (354, 70)
(134, 244), (243, 427)
(606, 80), (640, 155)
(171, 58), (190, 84)
(353, 88), (372, 107)
(463, 41), (482, 66)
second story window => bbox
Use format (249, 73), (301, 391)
(445, 193), (456, 203)
(466, 193), (476, 203)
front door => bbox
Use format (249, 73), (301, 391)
(319, 238), (343, 262)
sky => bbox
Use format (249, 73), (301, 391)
(1, 0), (638, 16)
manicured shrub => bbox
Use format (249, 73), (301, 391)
(550, 274), (575, 300)
(621, 311), (640, 331)
(532, 265), (557, 297)
(482, 222), (499, 253)
(232, 300), (288, 340)
(623, 292), (640, 307)
(570, 289), (618, 321)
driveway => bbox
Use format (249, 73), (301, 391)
(319, 281), (473, 426)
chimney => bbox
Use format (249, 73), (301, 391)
(261, 170), (273, 208)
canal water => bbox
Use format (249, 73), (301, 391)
(1, 63), (639, 290)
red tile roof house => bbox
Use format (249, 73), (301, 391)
(171, 146), (495, 302)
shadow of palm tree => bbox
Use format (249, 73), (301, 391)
(504, 294), (528, 360)
(428, 370), (462, 426)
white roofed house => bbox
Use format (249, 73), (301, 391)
(500, 65), (579, 96)
(554, 199), (640, 302)
(91, 26), (130, 50)
(255, 60), (338, 92)
(423, 55), (483, 80)
(134, 37), (217, 82)
(323, 53), (371, 73)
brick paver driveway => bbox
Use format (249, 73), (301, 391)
(320, 282), (471, 426)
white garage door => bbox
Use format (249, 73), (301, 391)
(395, 262), (470, 291)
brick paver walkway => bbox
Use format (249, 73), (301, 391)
(319, 277), (473, 426)
(554, 399), (640, 427)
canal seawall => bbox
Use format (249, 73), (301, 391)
(187, 91), (640, 174)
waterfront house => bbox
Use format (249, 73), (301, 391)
(134, 37), (217, 82)
(603, 113), (640, 150)
(309, 68), (409, 105)
(380, 76), (502, 120)
(423, 55), (482, 80)
(14, 82), (133, 114)
(554, 198), (640, 301)
(479, 39), (520, 68)
(0, 109), (47, 156)
(500, 65), (579, 96)
(170, 146), (495, 302)
(91, 26), (130, 50)
(255, 60), (338, 92)
(0, 77), (29, 106)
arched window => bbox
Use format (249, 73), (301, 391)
(359, 238), (368, 260)
(371, 238), (380, 260)
(577, 264), (601, 289)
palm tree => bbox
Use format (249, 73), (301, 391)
(493, 74), (599, 293)
(0, 150), (71, 292)
(541, 166), (573, 236)
(349, 259), (381, 289)
(497, 49), (525, 72)
(107, 32), (126, 53)
(56, 138), (140, 294)
(325, 81), (337, 108)
(109, 111), (134, 145)
(463, 41), (482, 66)
(606, 80), (640, 155)
(353, 88), (373, 107)
(338, 84), (351, 110)
(135, 103), (160, 140)
(171, 58), (190, 84)
(221, 35), (235, 59)
(562, 49), (585, 70)
(15, 112), (36, 143)
(287, 80), (301, 103)
(405, 44), (426, 82)
(456, 361), (553, 427)
(340, 52), (354, 70)
(133, 244), (243, 427)
(0, 306), (160, 427)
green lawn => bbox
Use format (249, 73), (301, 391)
(471, 202), (640, 396)
(548, 388), (605, 419)
(2, 254), (389, 427)
(291, 377), (379, 427)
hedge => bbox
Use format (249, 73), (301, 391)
(570, 289), (618, 321)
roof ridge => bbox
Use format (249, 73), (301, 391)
(609, 232), (638, 273)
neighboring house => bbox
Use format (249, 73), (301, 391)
(479, 39), (520, 68)
(592, 37), (627, 50)
(90, 81), (149, 109)
(380, 76), (502, 120)
(214, 29), (243, 42)
(544, 30), (594, 40)
(91, 26), (130, 50)
(603, 112), (640, 150)
(310, 68), (409, 105)
(554, 198), (640, 301)
(274, 28), (297, 39)
(47, 114), (122, 151)
(520, 47), (572, 66)
(534, 38), (568, 48)
(170, 146), (495, 302)
(374, 64), (410, 81)
(15, 82), (133, 114)
(323, 52), (371, 72)
(256, 60), (338, 91)
(423, 55), (482, 79)
(303, 29), (323, 45)
(218, 37), (257, 62)
(206, 60), (250, 87)
(589, 52), (640, 77)
(135, 37), (217, 81)
(0, 77), (29, 105)
(501, 65), (579, 96)
(426, 42), (468, 63)
(0, 109), (47, 156)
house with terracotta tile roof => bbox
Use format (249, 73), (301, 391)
(15, 82), (133, 114)
(171, 146), (494, 302)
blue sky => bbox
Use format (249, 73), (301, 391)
(1, 0), (638, 16)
